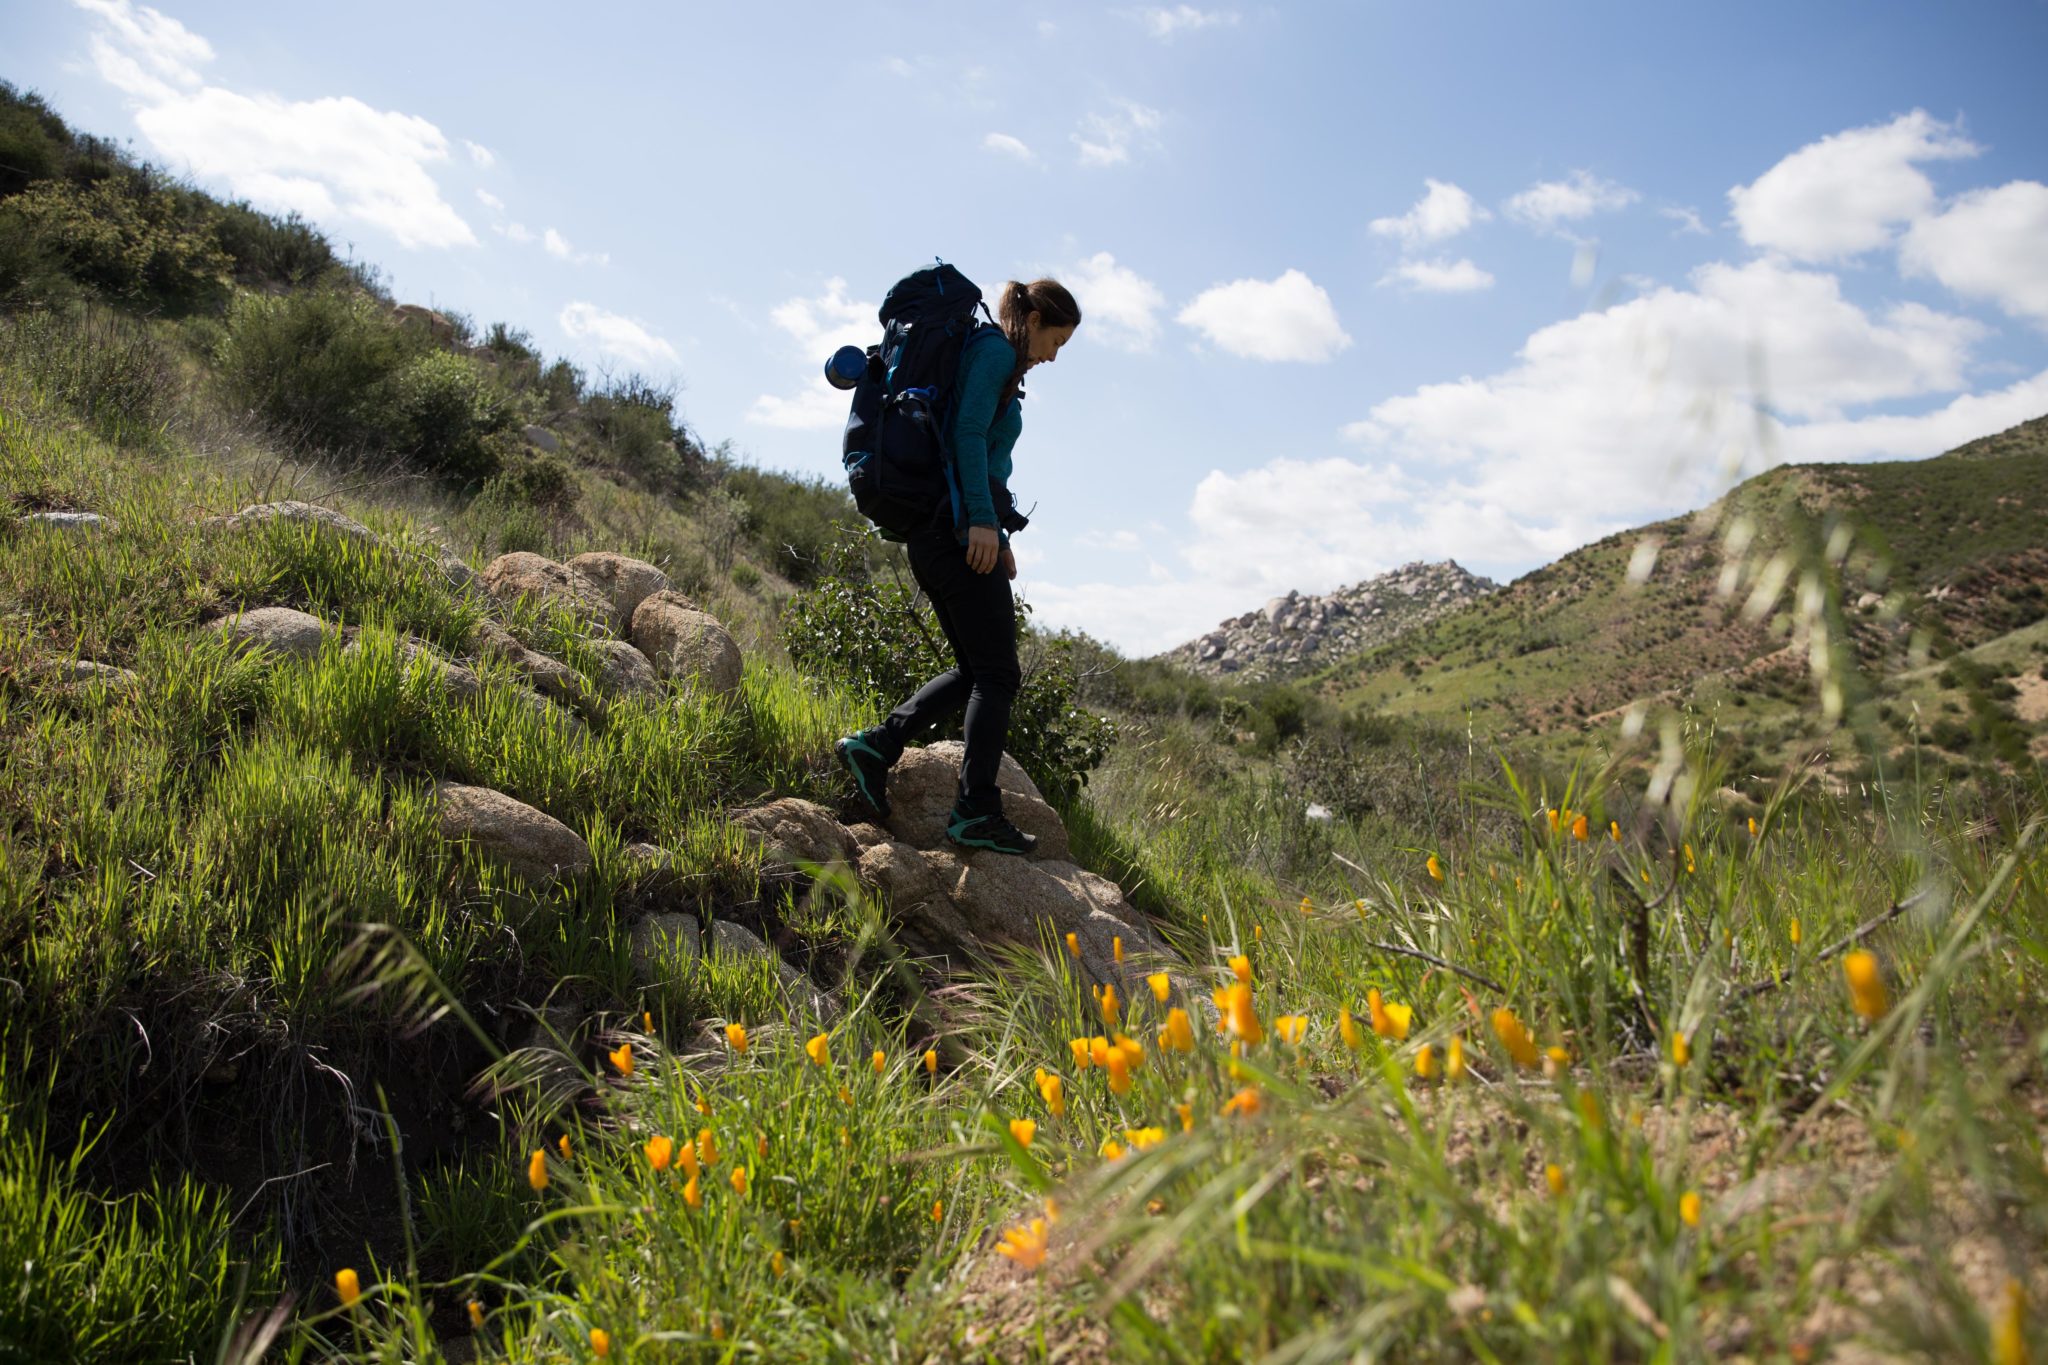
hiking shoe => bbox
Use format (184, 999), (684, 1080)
(834, 734), (892, 820)
(946, 808), (1038, 856)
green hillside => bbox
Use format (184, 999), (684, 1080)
(1315, 419), (2048, 774)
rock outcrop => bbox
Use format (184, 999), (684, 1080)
(436, 782), (591, 883)
(631, 590), (742, 696)
(480, 552), (614, 625)
(206, 500), (377, 545)
(1161, 560), (1498, 683)
(471, 620), (588, 705)
(588, 639), (661, 699)
(565, 552), (669, 632)
(20, 511), (111, 531)
(210, 606), (333, 659)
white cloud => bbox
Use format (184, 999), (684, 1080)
(1659, 205), (1709, 236)
(1728, 110), (1978, 262)
(1370, 179), (1487, 245)
(748, 279), (878, 431)
(542, 227), (608, 266)
(1900, 179), (2048, 329)
(1073, 100), (1163, 168)
(475, 188), (504, 211)
(498, 222), (534, 244)
(1076, 528), (1143, 551)
(884, 56), (915, 77)
(73, 0), (474, 250)
(1382, 258), (1495, 293)
(1138, 6), (1240, 38)
(983, 132), (1036, 163)
(1506, 169), (1640, 232)
(463, 139), (495, 168)
(1177, 269), (1351, 362)
(558, 302), (679, 369)
(1061, 252), (1166, 351)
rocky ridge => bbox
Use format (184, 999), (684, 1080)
(1161, 560), (1498, 682)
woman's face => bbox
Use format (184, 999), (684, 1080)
(1023, 312), (1077, 367)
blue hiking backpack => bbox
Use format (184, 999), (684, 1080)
(839, 262), (1002, 542)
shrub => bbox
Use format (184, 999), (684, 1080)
(0, 177), (231, 313)
(781, 536), (1114, 801)
(0, 305), (180, 442)
(471, 450), (579, 556)
(214, 287), (422, 455)
(719, 462), (867, 586)
(383, 349), (512, 483)
(209, 201), (338, 286)
(584, 376), (689, 489)
(0, 86), (66, 197)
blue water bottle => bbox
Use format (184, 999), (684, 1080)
(824, 345), (869, 391)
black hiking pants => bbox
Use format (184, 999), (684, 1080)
(868, 530), (1020, 817)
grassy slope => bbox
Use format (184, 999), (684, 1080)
(1314, 418), (2048, 763)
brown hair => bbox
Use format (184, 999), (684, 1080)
(994, 277), (1081, 414)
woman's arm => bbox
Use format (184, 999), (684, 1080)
(950, 333), (1011, 533)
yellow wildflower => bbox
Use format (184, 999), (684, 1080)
(1039, 1073), (1066, 1117)
(1546, 807), (1560, 832)
(695, 1091), (712, 1117)
(1125, 1126), (1166, 1151)
(1426, 853), (1444, 881)
(771, 1249), (786, 1278)
(1116, 1034), (1145, 1070)
(527, 1148), (549, 1192)
(1298, 895), (1314, 915)
(1338, 1008), (1363, 1050)
(1679, 1191), (1702, 1227)
(683, 1173), (702, 1210)
(1748, 816), (1759, 839)
(730, 1166), (748, 1196)
(1162, 1008), (1195, 1052)
(675, 1137), (699, 1178)
(1491, 1008), (1540, 1069)
(757, 1133), (768, 1158)
(805, 1033), (831, 1068)
(1044, 1197), (1060, 1223)
(1275, 1014), (1308, 1046)
(1229, 954), (1252, 985)
(1254, 923), (1263, 941)
(1113, 935), (1124, 964)
(1447, 1035), (1468, 1081)
(1222, 982), (1264, 1045)
(335, 1267), (361, 1307)
(643, 1010), (653, 1032)
(1577, 1091), (1604, 1130)
(1543, 1044), (1571, 1079)
(1671, 1031), (1690, 1068)
(725, 1022), (748, 1053)
(1069, 1037), (1092, 1070)
(644, 1134), (674, 1172)
(1009, 1117), (1037, 1149)
(1609, 820), (1621, 841)
(1368, 988), (1413, 1041)
(1992, 1278), (2025, 1365)
(1106, 1048), (1132, 1095)
(1064, 932), (1080, 958)
(1571, 813), (1589, 842)
(1684, 842), (1696, 874)
(1100, 982), (1121, 1028)
(696, 1127), (719, 1168)
(923, 1048), (938, 1074)
(1843, 950), (1889, 1020)
(1175, 1101), (1194, 1132)
(1790, 917), (1803, 946)
(1221, 1086), (1262, 1119)
(1414, 1043), (1438, 1079)
(1089, 1035), (1112, 1069)
(608, 1043), (634, 1077)
(1100, 1138), (1126, 1160)
(838, 1084), (854, 1106)
(590, 1328), (611, 1358)
(997, 1218), (1049, 1271)
(467, 1299), (484, 1329)
(557, 1133), (573, 1161)
(872, 1048), (886, 1075)
(1545, 1163), (1566, 1197)
(1148, 972), (1171, 1004)
(930, 1199), (943, 1223)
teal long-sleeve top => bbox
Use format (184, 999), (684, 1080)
(950, 330), (1022, 538)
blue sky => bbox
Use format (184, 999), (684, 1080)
(9, 1), (2048, 653)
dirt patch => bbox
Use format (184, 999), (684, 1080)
(2010, 673), (2048, 725)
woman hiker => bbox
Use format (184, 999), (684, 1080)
(834, 277), (1082, 855)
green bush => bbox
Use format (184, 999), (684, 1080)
(209, 201), (338, 286)
(781, 537), (1115, 801)
(584, 377), (690, 489)
(0, 178), (231, 313)
(215, 288), (419, 450)
(0, 86), (66, 198)
(719, 461), (866, 585)
(0, 306), (180, 443)
(384, 350), (512, 483)
(471, 449), (579, 556)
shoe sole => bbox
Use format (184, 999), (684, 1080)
(946, 824), (1036, 855)
(835, 737), (892, 819)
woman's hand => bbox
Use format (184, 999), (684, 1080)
(966, 525), (1000, 574)
(999, 545), (1017, 581)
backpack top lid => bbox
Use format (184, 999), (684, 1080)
(879, 262), (982, 327)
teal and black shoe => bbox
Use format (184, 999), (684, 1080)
(834, 733), (892, 820)
(945, 807), (1038, 856)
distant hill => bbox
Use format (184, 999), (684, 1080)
(1158, 560), (1496, 683)
(1307, 416), (2048, 763)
